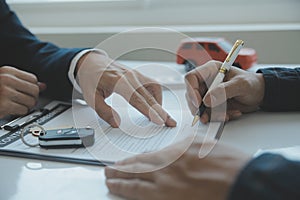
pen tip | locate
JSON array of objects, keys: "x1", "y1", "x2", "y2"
[{"x1": 191, "y1": 115, "x2": 200, "y2": 127}]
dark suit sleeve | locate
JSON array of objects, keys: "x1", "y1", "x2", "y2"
[
  {"x1": 257, "y1": 68, "x2": 300, "y2": 111},
  {"x1": 0, "y1": 0, "x2": 86, "y2": 100},
  {"x1": 228, "y1": 154, "x2": 300, "y2": 200}
]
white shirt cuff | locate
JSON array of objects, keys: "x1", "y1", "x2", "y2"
[{"x1": 68, "y1": 49, "x2": 108, "y2": 93}]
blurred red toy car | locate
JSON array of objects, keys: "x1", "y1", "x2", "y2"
[{"x1": 176, "y1": 37, "x2": 257, "y2": 72}]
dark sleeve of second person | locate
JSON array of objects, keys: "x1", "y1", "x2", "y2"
[
  {"x1": 257, "y1": 67, "x2": 300, "y2": 111},
  {"x1": 0, "y1": 0, "x2": 86, "y2": 100},
  {"x1": 228, "y1": 154, "x2": 300, "y2": 200}
]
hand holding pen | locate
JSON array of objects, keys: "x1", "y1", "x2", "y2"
[
  {"x1": 185, "y1": 40, "x2": 265, "y2": 125},
  {"x1": 191, "y1": 40, "x2": 244, "y2": 126}
]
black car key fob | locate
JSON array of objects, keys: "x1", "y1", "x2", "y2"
[{"x1": 39, "y1": 127, "x2": 95, "y2": 148}]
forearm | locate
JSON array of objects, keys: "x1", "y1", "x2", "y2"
[
  {"x1": 228, "y1": 154, "x2": 300, "y2": 200},
  {"x1": 258, "y1": 68, "x2": 300, "y2": 111}
]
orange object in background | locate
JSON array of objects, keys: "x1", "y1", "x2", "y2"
[{"x1": 176, "y1": 37, "x2": 257, "y2": 72}]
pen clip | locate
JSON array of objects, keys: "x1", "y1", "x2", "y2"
[{"x1": 225, "y1": 40, "x2": 244, "y2": 62}]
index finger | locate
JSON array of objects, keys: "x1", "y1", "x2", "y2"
[
  {"x1": 185, "y1": 61, "x2": 221, "y2": 108},
  {"x1": 126, "y1": 71, "x2": 176, "y2": 127},
  {"x1": 185, "y1": 72, "x2": 202, "y2": 109},
  {"x1": 4, "y1": 66, "x2": 38, "y2": 84},
  {"x1": 115, "y1": 78, "x2": 165, "y2": 126}
]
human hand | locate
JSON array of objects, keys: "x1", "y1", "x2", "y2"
[
  {"x1": 105, "y1": 136, "x2": 250, "y2": 200},
  {"x1": 76, "y1": 52, "x2": 177, "y2": 128},
  {"x1": 0, "y1": 66, "x2": 46, "y2": 118},
  {"x1": 185, "y1": 60, "x2": 265, "y2": 123}
]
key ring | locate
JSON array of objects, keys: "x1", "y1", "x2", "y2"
[{"x1": 20, "y1": 123, "x2": 46, "y2": 147}]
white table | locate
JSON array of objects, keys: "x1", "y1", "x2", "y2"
[{"x1": 1, "y1": 61, "x2": 299, "y2": 200}]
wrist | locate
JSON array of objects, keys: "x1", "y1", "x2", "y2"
[
  {"x1": 75, "y1": 51, "x2": 110, "y2": 89},
  {"x1": 75, "y1": 51, "x2": 92, "y2": 78},
  {"x1": 73, "y1": 49, "x2": 109, "y2": 85}
]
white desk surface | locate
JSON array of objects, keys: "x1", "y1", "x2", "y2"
[{"x1": 1, "y1": 61, "x2": 300, "y2": 200}]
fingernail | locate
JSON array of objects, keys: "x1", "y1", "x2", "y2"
[
  {"x1": 204, "y1": 94, "x2": 216, "y2": 106},
  {"x1": 156, "y1": 117, "x2": 165, "y2": 125},
  {"x1": 226, "y1": 115, "x2": 230, "y2": 121},
  {"x1": 38, "y1": 82, "x2": 47, "y2": 92},
  {"x1": 149, "y1": 109, "x2": 164, "y2": 125},
  {"x1": 166, "y1": 116, "x2": 177, "y2": 127},
  {"x1": 200, "y1": 117, "x2": 208, "y2": 124},
  {"x1": 192, "y1": 98, "x2": 199, "y2": 107},
  {"x1": 106, "y1": 179, "x2": 114, "y2": 188},
  {"x1": 114, "y1": 160, "x2": 124, "y2": 165},
  {"x1": 107, "y1": 179, "x2": 118, "y2": 185},
  {"x1": 109, "y1": 118, "x2": 119, "y2": 128},
  {"x1": 200, "y1": 113, "x2": 209, "y2": 124},
  {"x1": 232, "y1": 110, "x2": 242, "y2": 118},
  {"x1": 109, "y1": 115, "x2": 120, "y2": 128}
]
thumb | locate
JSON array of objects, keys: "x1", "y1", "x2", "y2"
[
  {"x1": 203, "y1": 79, "x2": 240, "y2": 107},
  {"x1": 37, "y1": 82, "x2": 47, "y2": 92},
  {"x1": 94, "y1": 94, "x2": 121, "y2": 128}
]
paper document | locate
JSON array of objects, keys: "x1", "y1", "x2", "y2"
[{"x1": 0, "y1": 92, "x2": 222, "y2": 165}]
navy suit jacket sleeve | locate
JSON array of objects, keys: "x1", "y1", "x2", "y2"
[
  {"x1": 257, "y1": 67, "x2": 300, "y2": 111},
  {"x1": 0, "y1": 0, "x2": 85, "y2": 100},
  {"x1": 229, "y1": 67, "x2": 300, "y2": 199},
  {"x1": 228, "y1": 154, "x2": 300, "y2": 200}
]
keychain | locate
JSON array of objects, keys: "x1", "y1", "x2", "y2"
[{"x1": 20, "y1": 123, "x2": 95, "y2": 148}]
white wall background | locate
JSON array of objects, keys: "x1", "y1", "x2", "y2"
[{"x1": 7, "y1": 0, "x2": 300, "y2": 64}]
